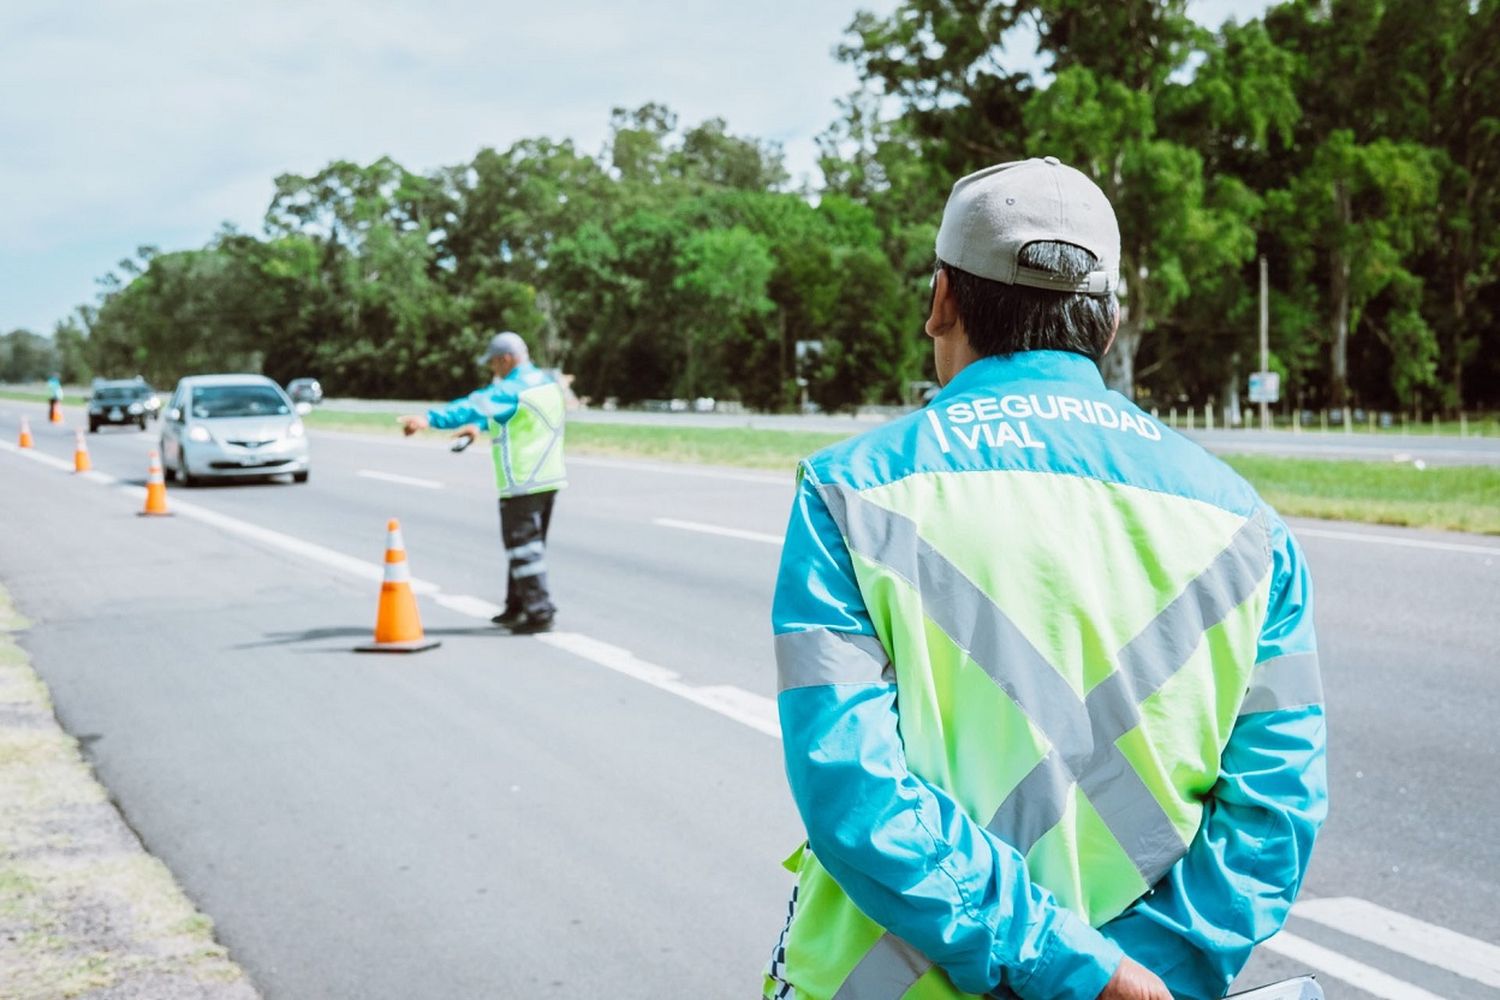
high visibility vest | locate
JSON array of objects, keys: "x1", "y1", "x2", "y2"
[
  {"x1": 771, "y1": 469, "x2": 1274, "y2": 999},
  {"x1": 491, "y1": 377, "x2": 567, "y2": 498}
]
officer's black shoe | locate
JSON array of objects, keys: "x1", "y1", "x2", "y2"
[
  {"x1": 507, "y1": 614, "x2": 555, "y2": 635},
  {"x1": 491, "y1": 609, "x2": 526, "y2": 629}
]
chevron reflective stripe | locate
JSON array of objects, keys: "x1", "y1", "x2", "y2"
[
  {"x1": 776, "y1": 628, "x2": 892, "y2": 691},
  {"x1": 832, "y1": 933, "x2": 931, "y2": 1000},
  {"x1": 820, "y1": 483, "x2": 1270, "y2": 887},
  {"x1": 1239, "y1": 652, "x2": 1322, "y2": 716},
  {"x1": 991, "y1": 515, "x2": 1271, "y2": 883}
]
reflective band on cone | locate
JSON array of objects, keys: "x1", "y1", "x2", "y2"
[
  {"x1": 72, "y1": 432, "x2": 91, "y2": 473},
  {"x1": 17, "y1": 418, "x2": 32, "y2": 449},
  {"x1": 140, "y1": 450, "x2": 172, "y2": 516},
  {"x1": 355, "y1": 518, "x2": 440, "y2": 653}
]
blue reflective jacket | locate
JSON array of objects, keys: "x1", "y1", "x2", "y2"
[
  {"x1": 772, "y1": 351, "x2": 1328, "y2": 1000},
  {"x1": 426, "y1": 362, "x2": 547, "y2": 430}
]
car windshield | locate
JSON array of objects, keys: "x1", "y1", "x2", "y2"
[
  {"x1": 95, "y1": 387, "x2": 146, "y2": 402},
  {"x1": 190, "y1": 385, "x2": 289, "y2": 419}
]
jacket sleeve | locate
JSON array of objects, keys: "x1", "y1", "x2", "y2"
[
  {"x1": 426, "y1": 384, "x2": 519, "y2": 431},
  {"x1": 774, "y1": 466, "x2": 1123, "y2": 1000},
  {"x1": 1099, "y1": 513, "x2": 1328, "y2": 1000}
]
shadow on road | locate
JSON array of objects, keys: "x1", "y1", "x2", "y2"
[{"x1": 235, "y1": 625, "x2": 503, "y2": 650}]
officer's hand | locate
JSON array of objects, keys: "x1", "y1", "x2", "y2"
[
  {"x1": 397, "y1": 415, "x2": 428, "y2": 436},
  {"x1": 1097, "y1": 957, "x2": 1172, "y2": 1000}
]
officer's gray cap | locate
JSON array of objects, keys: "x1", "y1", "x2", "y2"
[
  {"x1": 935, "y1": 156, "x2": 1120, "y2": 296},
  {"x1": 478, "y1": 331, "x2": 529, "y2": 364}
]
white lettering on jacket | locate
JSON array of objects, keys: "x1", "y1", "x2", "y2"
[{"x1": 927, "y1": 393, "x2": 1162, "y2": 452}]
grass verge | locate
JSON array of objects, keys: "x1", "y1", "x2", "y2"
[
  {"x1": 0, "y1": 586, "x2": 258, "y2": 1000},
  {"x1": 1220, "y1": 455, "x2": 1500, "y2": 535},
  {"x1": 308, "y1": 406, "x2": 1500, "y2": 534}
]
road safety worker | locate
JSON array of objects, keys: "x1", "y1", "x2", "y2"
[
  {"x1": 47, "y1": 373, "x2": 63, "y2": 423},
  {"x1": 399, "y1": 332, "x2": 566, "y2": 634},
  {"x1": 765, "y1": 159, "x2": 1327, "y2": 1000}
]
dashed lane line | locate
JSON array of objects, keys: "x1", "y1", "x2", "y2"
[
  {"x1": 356, "y1": 469, "x2": 444, "y2": 490},
  {"x1": 653, "y1": 517, "x2": 782, "y2": 546},
  {"x1": 1293, "y1": 525, "x2": 1500, "y2": 557},
  {"x1": 1293, "y1": 897, "x2": 1500, "y2": 990},
  {"x1": 1261, "y1": 931, "x2": 1445, "y2": 1000}
]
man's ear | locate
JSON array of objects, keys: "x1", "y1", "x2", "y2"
[{"x1": 925, "y1": 268, "x2": 960, "y2": 341}]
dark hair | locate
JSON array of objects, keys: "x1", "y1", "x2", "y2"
[{"x1": 939, "y1": 242, "x2": 1119, "y2": 360}]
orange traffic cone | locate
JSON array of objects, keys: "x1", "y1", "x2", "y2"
[
  {"x1": 17, "y1": 417, "x2": 33, "y2": 449},
  {"x1": 72, "y1": 431, "x2": 91, "y2": 473},
  {"x1": 355, "y1": 519, "x2": 440, "y2": 653},
  {"x1": 140, "y1": 450, "x2": 171, "y2": 516},
  {"x1": 49, "y1": 399, "x2": 63, "y2": 424}
]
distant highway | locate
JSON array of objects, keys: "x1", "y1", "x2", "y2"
[
  {"x1": 319, "y1": 395, "x2": 1500, "y2": 467},
  {"x1": 1, "y1": 398, "x2": 1497, "y2": 999}
]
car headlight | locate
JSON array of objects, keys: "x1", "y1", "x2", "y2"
[
  {"x1": 288, "y1": 420, "x2": 305, "y2": 438},
  {"x1": 128, "y1": 403, "x2": 144, "y2": 414},
  {"x1": 187, "y1": 425, "x2": 212, "y2": 443}
]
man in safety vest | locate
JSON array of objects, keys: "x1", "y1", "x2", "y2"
[
  {"x1": 400, "y1": 332, "x2": 567, "y2": 634},
  {"x1": 765, "y1": 159, "x2": 1327, "y2": 1000}
]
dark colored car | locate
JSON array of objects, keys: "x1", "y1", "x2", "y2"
[
  {"x1": 286, "y1": 378, "x2": 324, "y2": 405},
  {"x1": 88, "y1": 380, "x2": 155, "y2": 432}
]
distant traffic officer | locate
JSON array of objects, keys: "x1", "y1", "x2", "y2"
[
  {"x1": 764, "y1": 159, "x2": 1327, "y2": 1000},
  {"x1": 400, "y1": 332, "x2": 567, "y2": 634}
]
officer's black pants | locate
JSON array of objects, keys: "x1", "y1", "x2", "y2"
[{"x1": 499, "y1": 490, "x2": 557, "y2": 619}]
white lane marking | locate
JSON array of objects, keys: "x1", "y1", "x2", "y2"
[
  {"x1": 4, "y1": 437, "x2": 778, "y2": 740},
  {"x1": 356, "y1": 469, "x2": 444, "y2": 490},
  {"x1": 536, "y1": 632, "x2": 780, "y2": 738},
  {"x1": 433, "y1": 593, "x2": 503, "y2": 619},
  {"x1": 654, "y1": 517, "x2": 781, "y2": 546},
  {"x1": 570, "y1": 455, "x2": 787, "y2": 486},
  {"x1": 1261, "y1": 931, "x2": 1444, "y2": 1000},
  {"x1": 0, "y1": 440, "x2": 77, "y2": 471},
  {"x1": 1294, "y1": 525, "x2": 1500, "y2": 557},
  {"x1": 1294, "y1": 897, "x2": 1500, "y2": 988}
]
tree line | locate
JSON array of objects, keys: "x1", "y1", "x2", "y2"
[{"x1": 7, "y1": 0, "x2": 1498, "y2": 415}]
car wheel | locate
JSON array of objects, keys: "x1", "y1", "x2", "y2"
[
  {"x1": 178, "y1": 454, "x2": 196, "y2": 488},
  {"x1": 293, "y1": 470, "x2": 309, "y2": 484},
  {"x1": 138, "y1": 417, "x2": 147, "y2": 430},
  {"x1": 88, "y1": 420, "x2": 98, "y2": 433}
]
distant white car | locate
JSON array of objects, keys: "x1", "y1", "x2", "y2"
[{"x1": 160, "y1": 374, "x2": 310, "y2": 486}]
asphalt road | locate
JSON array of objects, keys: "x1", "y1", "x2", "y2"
[{"x1": 1, "y1": 400, "x2": 1497, "y2": 1000}]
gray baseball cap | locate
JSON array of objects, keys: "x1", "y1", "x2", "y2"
[
  {"x1": 935, "y1": 156, "x2": 1120, "y2": 296},
  {"x1": 477, "y1": 331, "x2": 529, "y2": 364}
]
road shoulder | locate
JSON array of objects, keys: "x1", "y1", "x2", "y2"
[{"x1": 0, "y1": 585, "x2": 259, "y2": 1000}]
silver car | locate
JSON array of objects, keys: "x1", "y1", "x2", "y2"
[{"x1": 160, "y1": 374, "x2": 311, "y2": 485}]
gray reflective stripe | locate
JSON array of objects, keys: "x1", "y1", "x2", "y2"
[
  {"x1": 1239, "y1": 652, "x2": 1322, "y2": 716},
  {"x1": 821, "y1": 483, "x2": 1271, "y2": 885},
  {"x1": 507, "y1": 541, "x2": 545, "y2": 560},
  {"x1": 832, "y1": 933, "x2": 931, "y2": 1000},
  {"x1": 776, "y1": 629, "x2": 891, "y2": 691},
  {"x1": 987, "y1": 749, "x2": 1072, "y2": 851},
  {"x1": 821, "y1": 484, "x2": 1090, "y2": 767},
  {"x1": 511, "y1": 562, "x2": 547, "y2": 579},
  {"x1": 1110, "y1": 515, "x2": 1272, "y2": 705}
]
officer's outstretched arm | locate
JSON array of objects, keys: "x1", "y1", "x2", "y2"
[
  {"x1": 774, "y1": 471, "x2": 1123, "y2": 1000},
  {"x1": 1099, "y1": 515, "x2": 1328, "y2": 1000},
  {"x1": 424, "y1": 384, "x2": 519, "y2": 431}
]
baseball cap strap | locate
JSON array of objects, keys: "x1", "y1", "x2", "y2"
[{"x1": 1013, "y1": 266, "x2": 1115, "y2": 296}]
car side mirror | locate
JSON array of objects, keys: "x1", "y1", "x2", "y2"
[
  {"x1": 167, "y1": 407, "x2": 182, "y2": 422},
  {"x1": 295, "y1": 401, "x2": 312, "y2": 416}
]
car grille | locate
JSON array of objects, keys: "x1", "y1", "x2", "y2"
[
  {"x1": 227, "y1": 439, "x2": 276, "y2": 448},
  {"x1": 209, "y1": 459, "x2": 292, "y2": 470}
]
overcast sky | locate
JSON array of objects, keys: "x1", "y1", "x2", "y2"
[{"x1": 1, "y1": 0, "x2": 1262, "y2": 336}]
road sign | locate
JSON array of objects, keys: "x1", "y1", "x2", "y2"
[{"x1": 1249, "y1": 371, "x2": 1281, "y2": 404}]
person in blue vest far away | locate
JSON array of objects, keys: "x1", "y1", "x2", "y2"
[
  {"x1": 764, "y1": 158, "x2": 1327, "y2": 1000},
  {"x1": 399, "y1": 332, "x2": 567, "y2": 634}
]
